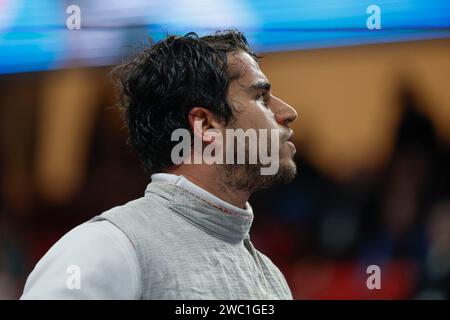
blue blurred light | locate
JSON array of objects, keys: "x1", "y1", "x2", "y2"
[{"x1": 0, "y1": 0, "x2": 449, "y2": 74}]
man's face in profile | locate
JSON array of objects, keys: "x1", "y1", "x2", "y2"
[{"x1": 216, "y1": 51, "x2": 298, "y2": 192}]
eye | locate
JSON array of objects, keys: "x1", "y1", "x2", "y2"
[{"x1": 257, "y1": 92, "x2": 269, "y2": 108}]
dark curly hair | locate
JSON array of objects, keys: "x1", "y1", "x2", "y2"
[{"x1": 112, "y1": 29, "x2": 258, "y2": 175}]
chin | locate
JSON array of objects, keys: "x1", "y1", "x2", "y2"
[
  {"x1": 278, "y1": 158, "x2": 297, "y2": 183},
  {"x1": 220, "y1": 154, "x2": 298, "y2": 192}
]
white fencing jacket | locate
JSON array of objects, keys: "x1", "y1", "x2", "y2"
[{"x1": 21, "y1": 173, "x2": 292, "y2": 299}]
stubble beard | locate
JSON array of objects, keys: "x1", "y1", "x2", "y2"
[{"x1": 216, "y1": 146, "x2": 297, "y2": 193}]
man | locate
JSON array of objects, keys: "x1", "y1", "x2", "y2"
[{"x1": 21, "y1": 29, "x2": 298, "y2": 299}]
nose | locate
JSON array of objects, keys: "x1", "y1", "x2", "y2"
[{"x1": 271, "y1": 96, "x2": 298, "y2": 126}]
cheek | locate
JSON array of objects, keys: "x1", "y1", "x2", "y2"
[
  {"x1": 241, "y1": 104, "x2": 277, "y2": 130},
  {"x1": 259, "y1": 109, "x2": 278, "y2": 130},
  {"x1": 230, "y1": 91, "x2": 277, "y2": 130}
]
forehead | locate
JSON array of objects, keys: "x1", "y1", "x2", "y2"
[{"x1": 227, "y1": 51, "x2": 268, "y2": 87}]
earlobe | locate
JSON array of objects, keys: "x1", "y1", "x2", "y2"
[{"x1": 203, "y1": 128, "x2": 221, "y2": 143}]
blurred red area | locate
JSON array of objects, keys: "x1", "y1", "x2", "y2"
[{"x1": 288, "y1": 261, "x2": 417, "y2": 299}]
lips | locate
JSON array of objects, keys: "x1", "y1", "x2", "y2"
[
  {"x1": 283, "y1": 130, "x2": 296, "y2": 153},
  {"x1": 285, "y1": 131, "x2": 293, "y2": 143}
]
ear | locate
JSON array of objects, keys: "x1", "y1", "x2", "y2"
[{"x1": 188, "y1": 107, "x2": 223, "y2": 143}]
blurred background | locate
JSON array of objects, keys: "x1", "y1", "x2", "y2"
[{"x1": 1, "y1": 0, "x2": 450, "y2": 299}]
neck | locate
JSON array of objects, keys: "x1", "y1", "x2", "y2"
[{"x1": 165, "y1": 165, "x2": 251, "y2": 209}]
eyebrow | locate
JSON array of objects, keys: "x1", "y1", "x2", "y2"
[{"x1": 247, "y1": 81, "x2": 272, "y2": 93}]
